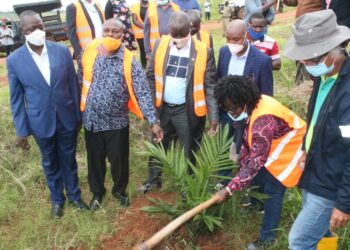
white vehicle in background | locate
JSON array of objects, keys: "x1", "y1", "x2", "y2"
[{"x1": 219, "y1": 0, "x2": 245, "y2": 18}]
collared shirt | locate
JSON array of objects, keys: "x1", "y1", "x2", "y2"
[
  {"x1": 305, "y1": 74, "x2": 338, "y2": 152},
  {"x1": 251, "y1": 34, "x2": 280, "y2": 61},
  {"x1": 26, "y1": 42, "x2": 51, "y2": 86},
  {"x1": 79, "y1": 46, "x2": 157, "y2": 132},
  {"x1": 227, "y1": 115, "x2": 292, "y2": 191},
  {"x1": 144, "y1": 4, "x2": 177, "y2": 54},
  {"x1": 81, "y1": 0, "x2": 103, "y2": 39},
  {"x1": 0, "y1": 27, "x2": 14, "y2": 45},
  {"x1": 228, "y1": 43, "x2": 250, "y2": 76},
  {"x1": 163, "y1": 38, "x2": 191, "y2": 105},
  {"x1": 172, "y1": 0, "x2": 201, "y2": 10}
]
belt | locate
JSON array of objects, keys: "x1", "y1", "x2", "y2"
[{"x1": 163, "y1": 102, "x2": 185, "y2": 108}]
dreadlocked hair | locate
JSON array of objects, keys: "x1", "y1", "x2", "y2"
[{"x1": 215, "y1": 75, "x2": 261, "y2": 110}]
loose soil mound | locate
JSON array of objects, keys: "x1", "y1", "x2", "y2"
[
  {"x1": 102, "y1": 192, "x2": 231, "y2": 250},
  {"x1": 102, "y1": 192, "x2": 176, "y2": 250}
]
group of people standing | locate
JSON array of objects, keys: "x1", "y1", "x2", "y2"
[{"x1": 5, "y1": 0, "x2": 350, "y2": 250}]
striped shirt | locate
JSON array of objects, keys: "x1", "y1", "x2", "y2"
[{"x1": 0, "y1": 27, "x2": 14, "y2": 46}]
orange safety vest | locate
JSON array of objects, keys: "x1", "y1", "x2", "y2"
[
  {"x1": 131, "y1": 3, "x2": 147, "y2": 39},
  {"x1": 80, "y1": 39, "x2": 144, "y2": 119},
  {"x1": 154, "y1": 35, "x2": 207, "y2": 116},
  {"x1": 74, "y1": 0, "x2": 105, "y2": 49},
  {"x1": 247, "y1": 95, "x2": 306, "y2": 187},
  {"x1": 148, "y1": 3, "x2": 180, "y2": 50},
  {"x1": 193, "y1": 30, "x2": 211, "y2": 48}
]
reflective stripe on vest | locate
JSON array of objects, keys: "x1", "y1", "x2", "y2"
[
  {"x1": 193, "y1": 30, "x2": 211, "y2": 48},
  {"x1": 154, "y1": 35, "x2": 207, "y2": 116},
  {"x1": 248, "y1": 95, "x2": 306, "y2": 187},
  {"x1": 131, "y1": 3, "x2": 144, "y2": 39},
  {"x1": 148, "y1": 3, "x2": 179, "y2": 50},
  {"x1": 74, "y1": 1, "x2": 105, "y2": 49},
  {"x1": 80, "y1": 39, "x2": 143, "y2": 119}
]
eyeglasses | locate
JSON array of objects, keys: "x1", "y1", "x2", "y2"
[
  {"x1": 221, "y1": 104, "x2": 244, "y2": 115},
  {"x1": 301, "y1": 54, "x2": 327, "y2": 66}
]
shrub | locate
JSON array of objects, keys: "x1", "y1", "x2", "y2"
[{"x1": 139, "y1": 126, "x2": 238, "y2": 239}]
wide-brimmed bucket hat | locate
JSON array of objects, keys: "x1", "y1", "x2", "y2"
[{"x1": 284, "y1": 9, "x2": 350, "y2": 61}]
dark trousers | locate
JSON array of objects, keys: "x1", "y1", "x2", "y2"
[
  {"x1": 34, "y1": 117, "x2": 81, "y2": 205},
  {"x1": 147, "y1": 104, "x2": 196, "y2": 185},
  {"x1": 251, "y1": 167, "x2": 286, "y2": 241},
  {"x1": 4, "y1": 45, "x2": 13, "y2": 56},
  {"x1": 218, "y1": 109, "x2": 234, "y2": 183},
  {"x1": 84, "y1": 127, "x2": 129, "y2": 197},
  {"x1": 205, "y1": 11, "x2": 210, "y2": 20},
  {"x1": 137, "y1": 38, "x2": 147, "y2": 69}
]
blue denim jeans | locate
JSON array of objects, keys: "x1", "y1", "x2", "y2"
[
  {"x1": 251, "y1": 167, "x2": 286, "y2": 241},
  {"x1": 288, "y1": 190, "x2": 334, "y2": 250}
]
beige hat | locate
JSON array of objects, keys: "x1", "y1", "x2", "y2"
[{"x1": 284, "y1": 9, "x2": 350, "y2": 61}]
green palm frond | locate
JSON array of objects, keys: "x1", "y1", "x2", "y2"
[{"x1": 140, "y1": 126, "x2": 238, "y2": 236}]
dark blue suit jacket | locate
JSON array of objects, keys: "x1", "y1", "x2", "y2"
[
  {"x1": 217, "y1": 44, "x2": 273, "y2": 96},
  {"x1": 7, "y1": 41, "x2": 80, "y2": 138}
]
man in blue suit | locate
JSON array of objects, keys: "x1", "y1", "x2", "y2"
[
  {"x1": 216, "y1": 19, "x2": 273, "y2": 186},
  {"x1": 7, "y1": 10, "x2": 88, "y2": 219},
  {"x1": 217, "y1": 20, "x2": 273, "y2": 95}
]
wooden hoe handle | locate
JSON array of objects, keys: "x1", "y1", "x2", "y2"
[{"x1": 133, "y1": 194, "x2": 221, "y2": 250}]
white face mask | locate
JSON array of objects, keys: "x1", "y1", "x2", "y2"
[
  {"x1": 157, "y1": 0, "x2": 168, "y2": 5},
  {"x1": 171, "y1": 33, "x2": 190, "y2": 49},
  {"x1": 227, "y1": 43, "x2": 244, "y2": 55},
  {"x1": 227, "y1": 111, "x2": 248, "y2": 122},
  {"x1": 25, "y1": 29, "x2": 46, "y2": 46}
]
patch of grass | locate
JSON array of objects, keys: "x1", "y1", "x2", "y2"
[
  {"x1": 0, "y1": 63, "x2": 7, "y2": 77},
  {"x1": 0, "y1": 84, "x2": 150, "y2": 249}
]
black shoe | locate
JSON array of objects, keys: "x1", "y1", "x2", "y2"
[
  {"x1": 51, "y1": 204, "x2": 64, "y2": 219},
  {"x1": 69, "y1": 199, "x2": 89, "y2": 211},
  {"x1": 137, "y1": 182, "x2": 162, "y2": 193},
  {"x1": 246, "y1": 239, "x2": 277, "y2": 250},
  {"x1": 89, "y1": 196, "x2": 103, "y2": 211},
  {"x1": 113, "y1": 192, "x2": 130, "y2": 207},
  {"x1": 241, "y1": 193, "x2": 252, "y2": 207}
]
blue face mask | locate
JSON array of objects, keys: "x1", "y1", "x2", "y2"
[
  {"x1": 248, "y1": 27, "x2": 264, "y2": 41},
  {"x1": 305, "y1": 57, "x2": 335, "y2": 77},
  {"x1": 227, "y1": 111, "x2": 248, "y2": 122}
]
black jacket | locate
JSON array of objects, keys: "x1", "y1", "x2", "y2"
[
  {"x1": 66, "y1": 1, "x2": 104, "y2": 58},
  {"x1": 324, "y1": 0, "x2": 350, "y2": 28},
  {"x1": 299, "y1": 56, "x2": 350, "y2": 213}
]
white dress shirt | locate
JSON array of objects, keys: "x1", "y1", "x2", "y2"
[
  {"x1": 228, "y1": 43, "x2": 250, "y2": 76},
  {"x1": 82, "y1": 0, "x2": 103, "y2": 39},
  {"x1": 26, "y1": 42, "x2": 51, "y2": 86},
  {"x1": 163, "y1": 38, "x2": 191, "y2": 104}
]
